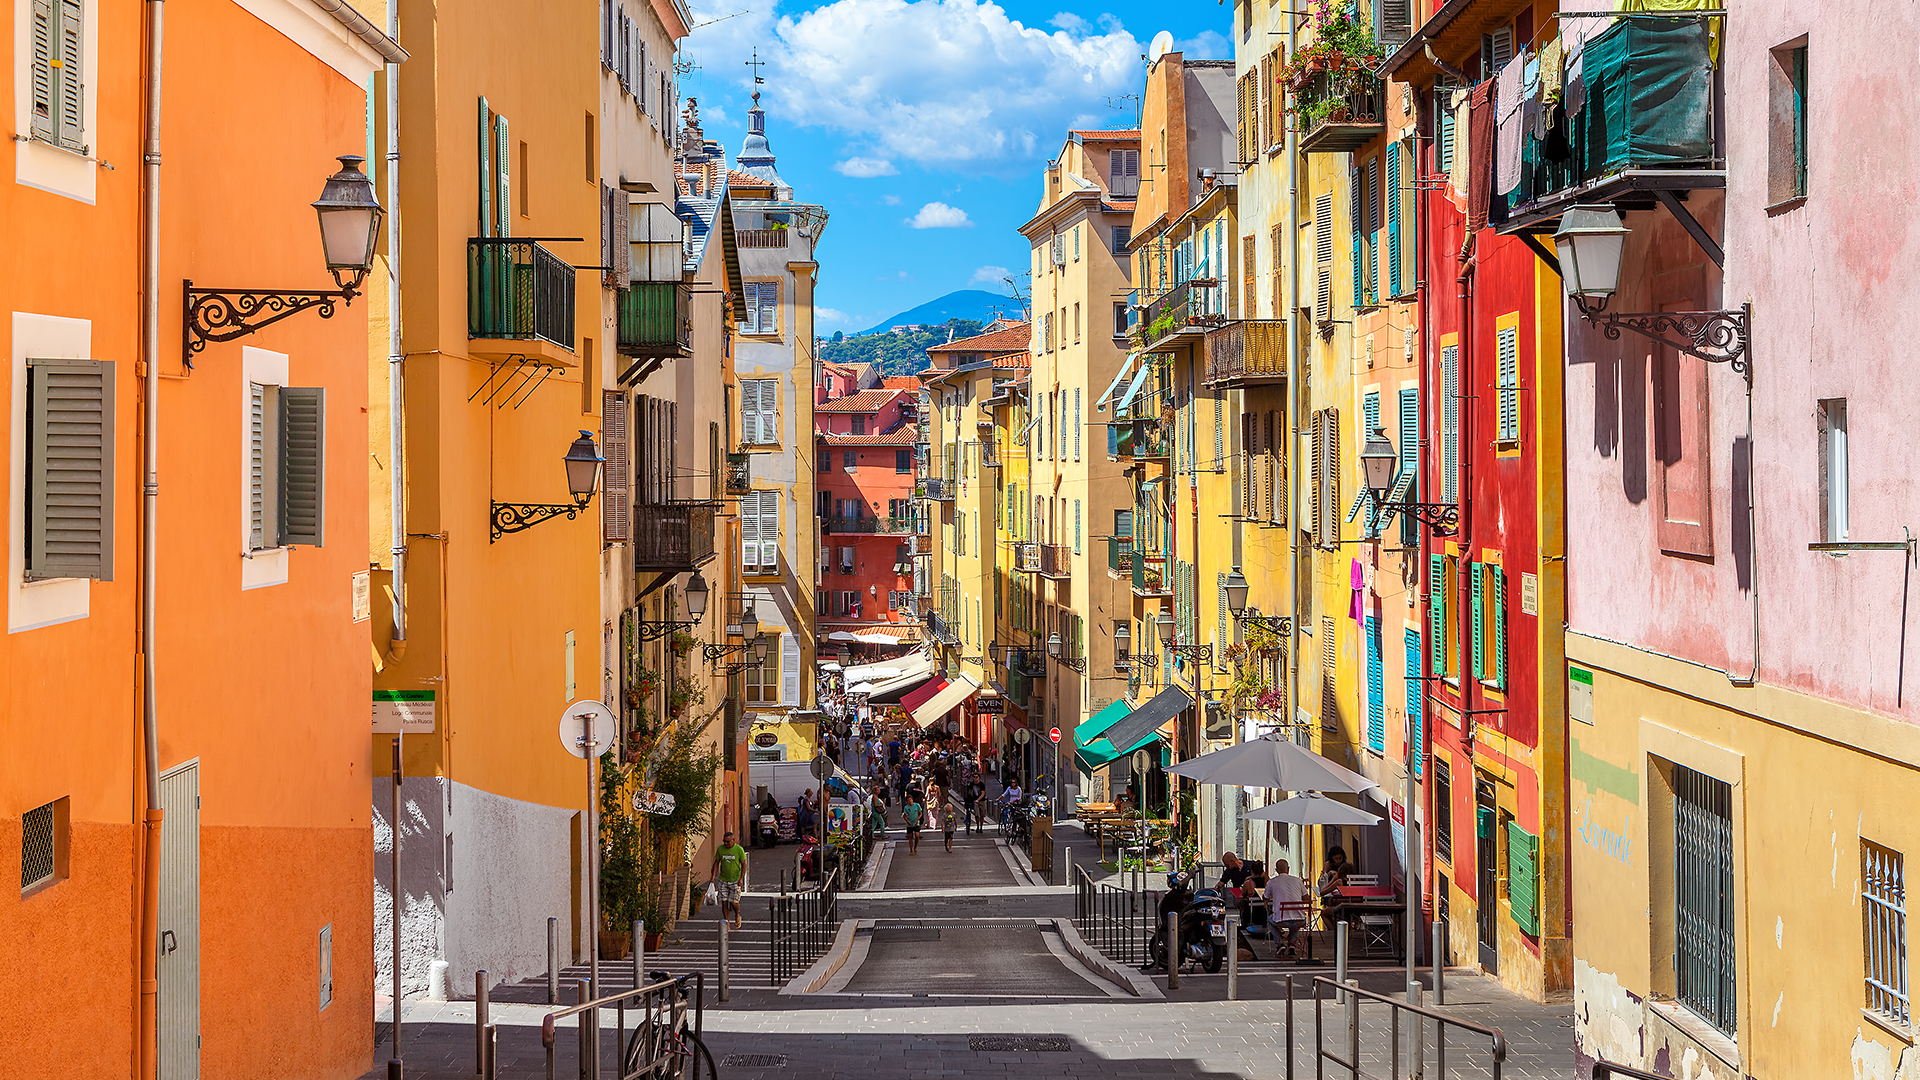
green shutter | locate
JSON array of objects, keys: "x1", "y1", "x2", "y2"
[
  {"x1": 1507, "y1": 820, "x2": 1539, "y2": 936},
  {"x1": 495, "y1": 114, "x2": 512, "y2": 236},
  {"x1": 1471, "y1": 562, "x2": 1484, "y2": 680},
  {"x1": 279, "y1": 387, "x2": 327, "y2": 547},
  {"x1": 1429, "y1": 553, "x2": 1445, "y2": 675},
  {"x1": 1476, "y1": 804, "x2": 1493, "y2": 839},
  {"x1": 478, "y1": 98, "x2": 493, "y2": 236},
  {"x1": 26, "y1": 358, "x2": 114, "y2": 581},
  {"x1": 1494, "y1": 565, "x2": 1508, "y2": 690}
]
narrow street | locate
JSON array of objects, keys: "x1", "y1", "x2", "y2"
[{"x1": 366, "y1": 822, "x2": 1574, "y2": 1080}]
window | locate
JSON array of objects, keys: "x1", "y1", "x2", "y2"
[
  {"x1": 1470, "y1": 562, "x2": 1507, "y2": 688},
  {"x1": 246, "y1": 381, "x2": 327, "y2": 551},
  {"x1": 1508, "y1": 820, "x2": 1540, "y2": 935},
  {"x1": 28, "y1": 0, "x2": 85, "y2": 152},
  {"x1": 748, "y1": 633, "x2": 781, "y2": 702},
  {"x1": 741, "y1": 491, "x2": 779, "y2": 574},
  {"x1": 19, "y1": 796, "x2": 67, "y2": 896},
  {"x1": 1314, "y1": 193, "x2": 1334, "y2": 324},
  {"x1": 1653, "y1": 316, "x2": 1712, "y2": 556},
  {"x1": 1864, "y1": 841, "x2": 1909, "y2": 1029},
  {"x1": 1672, "y1": 764, "x2": 1737, "y2": 1035},
  {"x1": 741, "y1": 280, "x2": 779, "y2": 335},
  {"x1": 840, "y1": 590, "x2": 860, "y2": 618},
  {"x1": 895, "y1": 449, "x2": 911, "y2": 473},
  {"x1": 1365, "y1": 615, "x2": 1384, "y2": 753},
  {"x1": 1819, "y1": 398, "x2": 1848, "y2": 542},
  {"x1": 1073, "y1": 303, "x2": 1081, "y2": 343},
  {"x1": 740, "y1": 379, "x2": 778, "y2": 444},
  {"x1": 1112, "y1": 302, "x2": 1128, "y2": 337},
  {"x1": 1433, "y1": 758, "x2": 1453, "y2": 863},
  {"x1": 1441, "y1": 341, "x2": 1460, "y2": 503},
  {"x1": 842, "y1": 449, "x2": 857, "y2": 472},
  {"x1": 517, "y1": 140, "x2": 530, "y2": 217},
  {"x1": 1073, "y1": 499, "x2": 1081, "y2": 553},
  {"x1": 818, "y1": 447, "x2": 832, "y2": 473},
  {"x1": 1404, "y1": 628, "x2": 1423, "y2": 778},
  {"x1": 1769, "y1": 42, "x2": 1809, "y2": 205},
  {"x1": 1397, "y1": 387, "x2": 1420, "y2": 546},
  {"x1": 1073, "y1": 389, "x2": 1082, "y2": 460},
  {"x1": 24, "y1": 358, "x2": 114, "y2": 581},
  {"x1": 1112, "y1": 226, "x2": 1131, "y2": 255},
  {"x1": 1435, "y1": 83, "x2": 1457, "y2": 175},
  {"x1": 1481, "y1": 26, "x2": 1513, "y2": 77},
  {"x1": 839, "y1": 546, "x2": 854, "y2": 575},
  {"x1": 1108, "y1": 149, "x2": 1140, "y2": 198},
  {"x1": 1495, "y1": 318, "x2": 1520, "y2": 443},
  {"x1": 850, "y1": 415, "x2": 867, "y2": 436},
  {"x1": 1073, "y1": 225, "x2": 1081, "y2": 262}
]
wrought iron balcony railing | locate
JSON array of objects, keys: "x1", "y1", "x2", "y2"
[
  {"x1": 1132, "y1": 280, "x2": 1224, "y2": 350},
  {"x1": 910, "y1": 534, "x2": 934, "y2": 556},
  {"x1": 724, "y1": 453, "x2": 751, "y2": 496},
  {"x1": 919, "y1": 477, "x2": 955, "y2": 501},
  {"x1": 1119, "y1": 420, "x2": 1169, "y2": 460},
  {"x1": 632, "y1": 501, "x2": 718, "y2": 572},
  {"x1": 617, "y1": 282, "x2": 693, "y2": 358},
  {"x1": 1294, "y1": 66, "x2": 1386, "y2": 154},
  {"x1": 1131, "y1": 552, "x2": 1170, "y2": 597},
  {"x1": 1039, "y1": 543, "x2": 1072, "y2": 579},
  {"x1": 468, "y1": 238, "x2": 576, "y2": 350},
  {"x1": 1204, "y1": 320, "x2": 1288, "y2": 385},
  {"x1": 823, "y1": 516, "x2": 917, "y2": 535},
  {"x1": 735, "y1": 227, "x2": 790, "y2": 249},
  {"x1": 1013, "y1": 543, "x2": 1042, "y2": 573},
  {"x1": 1108, "y1": 537, "x2": 1133, "y2": 575}
]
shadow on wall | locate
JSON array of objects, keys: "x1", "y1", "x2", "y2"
[
  {"x1": 1591, "y1": 349, "x2": 1649, "y2": 506},
  {"x1": 1730, "y1": 435, "x2": 1752, "y2": 593}
]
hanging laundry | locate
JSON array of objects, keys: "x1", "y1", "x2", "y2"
[
  {"x1": 1496, "y1": 51, "x2": 1528, "y2": 196},
  {"x1": 1467, "y1": 80, "x2": 1495, "y2": 232},
  {"x1": 1540, "y1": 36, "x2": 1564, "y2": 104},
  {"x1": 1450, "y1": 89, "x2": 1472, "y2": 197}
]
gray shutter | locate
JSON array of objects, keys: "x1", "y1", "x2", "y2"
[
  {"x1": 613, "y1": 193, "x2": 631, "y2": 284},
  {"x1": 758, "y1": 282, "x2": 777, "y2": 336},
  {"x1": 249, "y1": 382, "x2": 268, "y2": 550},
  {"x1": 27, "y1": 358, "x2": 114, "y2": 581},
  {"x1": 478, "y1": 98, "x2": 493, "y2": 236},
  {"x1": 279, "y1": 387, "x2": 326, "y2": 547},
  {"x1": 495, "y1": 114, "x2": 511, "y2": 237},
  {"x1": 54, "y1": 0, "x2": 82, "y2": 150},
  {"x1": 602, "y1": 390, "x2": 629, "y2": 543},
  {"x1": 29, "y1": 0, "x2": 55, "y2": 142}
]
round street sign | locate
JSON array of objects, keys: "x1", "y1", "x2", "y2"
[
  {"x1": 811, "y1": 754, "x2": 834, "y2": 780},
  {"x1": 558, "y1": 700, "x2": 618, "y2": 758},
  {"x1": 946, "y1": 719, "x2": 961, "y2": 734},
  {"x1": 1048, "y1": 727, "x2": 1062, "y2": 745},
  {"x1": 1131, "y1": 749, "x2": 1150, "y2": 772},
  {"x1": 1013, "y1": 728, "x2": 1031, "y2": 745}
]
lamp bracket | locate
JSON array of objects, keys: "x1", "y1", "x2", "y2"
[
  {"x1": 633, "y1": 618, "x2": 700, "y2": 643},
  {"x1": 182, "y1": 272, "x2": 366, "y2": 367},
  {"x1": 703, "y1": 640, "x2": 760, "y2": 667},
  {"x1": 1054, "y1": 655, "x2": 1088, "y2": 672},
  {"x1": 1375, "y1": 500, "x2": 1462, "y2": 537},
  {"x1": 1235, "y1": 612, "x2": 1294, "y2": 636},
  {"x1": 1167, "y1": 643, "x2": 1214, "y2": 663},
  {"x1": 1575, "y1": 297, "x2": 1751, "y2": 381},
  {"x1": 490, "y1": 496, "x2": 591, "y2": 542}
]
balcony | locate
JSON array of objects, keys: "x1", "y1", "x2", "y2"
[
  {"x1": 1013, "y1": 543, "x2": 1042, "y2": 574},
  {"x1": 910, "y1": 533, "x2": 934, "y2": 556},
  {"x1": 631, "y1": 501, "x2": 718, "y2": 572},
  {"x1": 468, "y1": 238, "x2": 576, "y2": 363},
  {"x1": 929, "y1": 613, "x2": 960, "y2": 646},
  {"x1": 616, "y1": 282, "x2": 693, "y2": 359},
  {"x1": 1107, "y1": 537, "x2": 1133, "y2": 576},
  {"x1": 1009, "y1": 650, "x2": 1047, "y2": 680},
  {"x1": 1294, "y1": 65, "x2": 1385, "y2": 154},
  {"x1": 1499, "y1": 15, "x2": 1722, "y2": 234},
  {"x1": 735, "y1": 227, "x2": 790, "y2": 249},
  {"x1": 1204, "y1": 320, "x2": 1288, "y2": 386},
  {"x1": 1132, "y1": 280, "x2": 1224, "y2": 351},
  {"x1": 724, "y1": 453, "x2": 751, "y2": 496},
  {"x1": 1118, "y1": 419, "x2": 1169, "y2": 460},
  {"x1": 1039, "y1": 543, "x2": 1072, "y2": 579},
  {"x1": 980, "y1": 440, "x2": 1000, "y2": 468},
  {"x1": 823, "y1": 516, "x2": 917, "y2": 535},
  {"x1": 919, "y1": 477, "x2": 955, "y2": 502},
  {"x1": 1131, "y1": 553, "x2": 1170, "y2": 597}
]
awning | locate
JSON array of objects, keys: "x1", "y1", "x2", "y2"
[
  {"x1": 911, "y1": 673, "x2": 981, "y2": 728},
  {"x1": 1114, "y1": 358, "x2": 1156, "y2": 413},
  {"x1": 847, "y1": 651, "x2": 932, "y2": 685},
  {"x1": 1074, "y1": 697, "x2": 1132, "y2": 749},
  {"x1": 1099, "y1": 685, "x2": 1194, "y2": 760},
  {"x1": 868, "y1": 661, "x2": 937, "y2": 703},
  {"x1": 1078, "y1": 730, "x2": 1172, "y2": 773},
  {"x1": 899, "y1": 676, "x2": 949, "y2": 715},
  {"x1": 1095, "y1": 351, "x2": 1144, "y2": 410}
]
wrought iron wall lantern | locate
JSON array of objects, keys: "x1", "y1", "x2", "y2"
[
  {"x1": 706, "y1": 632, "x2": 772, "y2": 675},
  {"x1": 490, "y1": 431, "x2": 603, "y2": 541},
  {"x1": 1222, "y1": 567, "x2": 1294, "y2": 636},
  {"x1": 1154, "y1": 612, "x2": 1213, "y2": 665},
  {"x1": 1045, "y1": 632, "x2": 1088, "y2": 672},
  {"x1": 632, "y1": 573, "x2": 709, "y2": 641},
  {"x1": 184, "y1": 156, "x2": 384, "y2": 365},
  {"x1": 1358, "y1": 429, "x2": 1461, "y2": 537},
  {"x1": 1554, "y1": 204, "x2": 1751, "y2": 380}
]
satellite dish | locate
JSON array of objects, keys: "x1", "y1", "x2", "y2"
[{"x1": 1147, "y1": 31, "x2": 1174, "y2": 65}]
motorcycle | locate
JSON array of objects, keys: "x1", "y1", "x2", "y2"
[
  {"x1": 1146, "y1": 872, "x2": 1226, "y2": 974},
  {"x1": 757, "y1": 813, "x2": 779, "y2": 849}
]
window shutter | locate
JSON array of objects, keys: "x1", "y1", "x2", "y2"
[
  {"x1": 1385, "y1": 145, "x2": 1401, "y2": 298},
  {"x1": 758, "y1": 282, "x2": 777, "y2": 336},
  {"x1": 1482, "y1": 28, "x2": 1513, "y2": 75},
  {"x1": 1497, "y1": 325, "x2": 1519, "y2": 441},
  {"x1": 1074, "y1": 388, "x2": 1082, "y2": 460},
  {"x1": 477, "y1": 99, "x2": 493, "y2": 236},
  {"x1": 602, "y1": 391, "x2": 629, "y2": 543},
  {"x1": 1365, "y1": 157, "x2": 1380, "y2": 302},
  {"x1": 278, "y1": 387, "x2": 326, "y2": 547},
  {"x1": 1441, "y1": 344, "x2": 1460, "y2": 503},
  {"x1": 1436, "y1": 84, "x2": 1457, "y2": 174},
  {"x1": 26, "y1": 358, "x2": 114, "y2": 581},
  {"x1": 1269, "y1": 411, "x2": 1285, "y2": 525},
  {"x1": 53, "y1": 0, "x2": 82, "y2": 150},
  {"x1": 495, "y1": 114, "x2": 511, "y2": 237},
  {"x1": 1399, "y1": 386, "x2": 1420, "y2": 545},
  {"x1": 759, "y1": 379, "x2": 779, "y2": 444},
  {"x1": 1363, "y1": 393, "x2": 1381, "y2": 535},
  {"x1": 1366, "y1": 615, "x2": 1384, "y2": 753},
  {"x1": 1398, "y1": 141, "x2": 1418, "y2": 294},
  {"x1": 1507, "y1": 821, "x2": 1539, "y2": 935},
  {"x1": 30, "y1": 0, "x2": 55, "y2": 143},
  {"x1": 1471, "y1": 562, "x2": 1485, "y2": 680},
  {"x1": 613, "y1": 192, "x2": 631, "y2": 286},
  {"x1": 1260, "y1": 53, "x2": 1275, "y2": 149},
  {"x1": 1349, "y1": 162, "x2": 1364, "y2": 309},
  {"x1": 1405, "y1": 627, "x2": 1423, "y2": 777},
  {"x1": 1323, "y1": 408, "x2": 1340, "y2": 549},
  {"x1": 780, "y1": 634, "x2": 801, "y2": 705},
  {"x1": 1494, "y1": 565, "x2": 1509, "y2": 689},
  {"x1": 741, "y1": 491, "x2": 761, "y2": 569},
  {"x1": 1429, "y1": 554, "x2": 1445, "y2": 675},
  {"x1": 1074, "y1": 499, "x2": 1082, "y2": 553},
  {"x1": 249, "y1": 382, "x2": 269, "y2": 550},
  {"x1": 1307, "y1": 409, "x2": 1322, "y2": 543}
]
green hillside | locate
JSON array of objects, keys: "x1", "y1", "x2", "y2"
[{"x1": 818, "y1": 319, "x2": 984, "y2": 378}]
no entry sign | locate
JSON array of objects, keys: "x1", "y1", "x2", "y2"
[{"x1": 1048, "y1": 727, "x2": 1062, "y2": 744}]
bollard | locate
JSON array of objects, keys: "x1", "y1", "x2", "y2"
[
  {"x1": 1225, "y1": 912, "x2": 1240, "y2": 1000},
  {"x1": 719, "y1": 918, "x2": 731, "y2": 1002},
  {"x1": 633, "y1": 919, "x2": 644, "y2": 992},
  {"x1": 1431, "y1": 918, "x2": 1445, "y2": 1006},
  {"x1": 548, "y1": 918, "x2": 560, "y2": 1005},
  {"x1": 483, "y1": 1023, "x2": 497, "y2": 1080},
  {"x1": 1284, "y1": 974, "x2": 1295, "y2": 1080},
  {"x1": 1410, "y1": 985, "x2": 1425, "y2": 1079},
  {"x1": 1345, "y1": 979, "x2": 1360, "y2": 1080},
  {"x1": 576, "y1": 980, "x2": 592, "y2": 1080},
  {"x1": 1334, "y1": 919, "x2": 1349, "y2": 1002},
  {"x1": 1062, "y1": 846, "x2": 1072, "y2": 887},
  {"x1": 474, "y1": 970, "x2": 488, "y2": 1077},
  {"x1": 1166, "y1": 910, "x2": 1181, "y2": 990}
]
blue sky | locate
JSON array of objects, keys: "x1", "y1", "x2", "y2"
[{"x1": 678, "y1": 0, "x2": 1230, "y2": 332}]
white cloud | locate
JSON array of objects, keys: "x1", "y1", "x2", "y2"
[
  {"x1": 816, "y1": 307, "x2": 852, "y2": 324},
  {"x1": 906, "y1": 202, "x2": 973, "y2": 229},
  {"x1": 971, "y1": 265, "x2": 1013, "y2": 284},
  {"x1": 834, "y1": 156, "x2": 899, "y2": 177},
  {"x1": 880, "y1": 194, "x2": 902, "y2": 205}
]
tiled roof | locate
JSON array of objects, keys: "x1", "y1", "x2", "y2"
[
  {"x1": 1072, "y1": 129, "x2": 1140, "y2": 140},
  {"x1": 815, "y1": 388, "x2": 902, "y2": 412},
  {"x1": 1104, "y1": 199, "x2": 1137, "y2": 212},
  {"x1": 820, "y1": 429, "x2": 919, "y2": 446},
  {"x1": 925, "y1": 321, "x2": 1031, "y2": 356},
  {"x1": 993, "y1": 353, "x2": 1032, "y2": 368},
  {"x1": 881, "y1": 376, "x2": 920, "y2": 390}
]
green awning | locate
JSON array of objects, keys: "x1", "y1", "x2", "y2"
[
  {"x1": 1074, "y1": 697, "x2": 1132, "y2": 748},
  {"x1": 1076, "y1": 731, "x2": 1171, "y2": 774}
]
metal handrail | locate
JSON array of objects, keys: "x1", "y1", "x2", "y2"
[
  {"x1": 515, "y1": 970, "x2": 708, "y2": 1080},
  {"x1": 1311, "y1": 975, "x2": 1506, "y2": 1080},
  {"x1": 1593, "y1": 1063, "x2": 1668, "y2": 1080}
]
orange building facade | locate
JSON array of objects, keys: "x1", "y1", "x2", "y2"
[{"x1": 0, "y1": 1, "x2": 401, "y2": 1078}]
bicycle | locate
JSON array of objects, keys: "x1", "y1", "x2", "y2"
[{"x1": 623, "y1": 971, "x2": 718, "y2": 1080}]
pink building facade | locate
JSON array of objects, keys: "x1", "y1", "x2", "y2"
[{"x1": 815, "y1": 384, "x2": 922, "y2": 655}]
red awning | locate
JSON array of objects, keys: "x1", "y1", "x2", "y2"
[{"x1": 899, "y1": 677, "x2": 950, "y2": 715}]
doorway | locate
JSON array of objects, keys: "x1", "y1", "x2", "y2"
[
  {"x1": 1474, "y1": 777, "x2": 1498, "y2": 974},
  {"x1": 158, "y1": 761, "x2": 201, "y2": 1080}
]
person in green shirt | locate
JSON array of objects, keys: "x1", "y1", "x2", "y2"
[
  {"x1": 903, "y1": 795, "x2": 924, "y2": 855},
  {"x1": 709, "y1": 831, "x2": 749, "y2": 930}
]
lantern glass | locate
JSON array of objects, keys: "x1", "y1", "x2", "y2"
[
  {"x1": 1552, "y1": 204, "x2": 1631, "y2": 299},
  {"x1": 563, "y1": 430, "x2": 603, "y2": 501},
  {"x1": 311, "y1": 155, "x2": 384, "y2": 271},
  {"x1": 1224, "y1": 568, "x2": 1249, "y2": 615},
  {"x1": 1360, "y1": 426, "x2": 1398, "y2": 501},
  {"x1": 1155, "y1": 611, "x2": 1175, "y2": 645},
  {"x1": 1046, "y1": 632, "x2": 1062, "y2": 657},
  {"x1": 740, "y1": 604, "x2": 759, "y2": 642},
  {"x1": 684, "y1": 572, "x2": 709, "y2": 620},
  {"x1": 752, "y1": 634, "x2": 772, "y2": 663}
]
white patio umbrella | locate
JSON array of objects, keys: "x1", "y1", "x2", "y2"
[
  {"x1": 1240, "y1": 792, "x2": 1382, "y2": 827},
  {"x1": 1164, "y1": 732, "x2": 1380, "y2": 795}
]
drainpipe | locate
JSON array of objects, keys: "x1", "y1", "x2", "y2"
[
  {"x1": 137, "y1": 0, "x2": 166, "y2": 1076},
  {"x1": 1283, "y1": 0, "x2": 1300, "y2": 795},
  {"x1": 382, "y1": 0, "x2": 406, "y2": 663}
]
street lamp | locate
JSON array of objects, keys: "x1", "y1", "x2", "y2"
[
  {"x1": 1223, "y1": 564, "x2": 1292, "y2": 636},
  {"x1": 1360, "y1": 427, "x2": 1399, "y2": 505},
  {"x1": 740, "y1": 602, "x2": 759, "y2": 643},
  {"x1": 1046, "y1": 631, "x2": 1085, "y2": 672},
  {"x1": 1355, "y1": 427, "x2": 1460, "y2": 537},
  {"x1": 1223, "y1": 568, "x2": 1249, "y2": 616},
  {"x1": 752, "y1": 634, "x2": 773, "y2": 665},
  {"x1": 1157, "y1": 609, "x2": 1212, "y2": 663},
  {"x1": 184, "y1": 155, "x2": 387, "y2": 363},
  {"x1": 491, "y1": 431, "x2": 604, "y2": 540},
  {"x1": 1552, "y1": 203, "x2": 1751, "y2": 377},
  {"x1": 1113, "y1": 623, "x2": 1131, "y2": 669},
  {"x1": 1047, "y1": 632, "x2": 1063, "y2": 657},
  {"x1": 703, "y1": 603, "x2": 765, "y2": 669},
  {"x1": 683, "y1": 571, "x2": 710, "y2": 621},
  {"x1": 633, "y1": 571, "x2": 709, "y2": 642}
]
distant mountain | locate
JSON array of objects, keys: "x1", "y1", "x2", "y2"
[
  {"x1": 818, "y1": 319, "x2": 986, "y2": 378},
  {"x1": 857, "y1": 290, "x2": 1023, "y2": 336}
]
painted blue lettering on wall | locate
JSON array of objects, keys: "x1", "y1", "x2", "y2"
[{"x1": 1575, "y1": 798, "x2": 1631, "y2": 865}]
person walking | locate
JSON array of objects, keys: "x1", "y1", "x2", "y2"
[
  {"x1": 903, "y1": 793, "x2": 925, "y2": 855},
  {"x1": 708, "y1": 830, "x2": 749, "y2": 931},
  {"x1": 942, "y1": 800, "x2": 958, "y2": 853}
]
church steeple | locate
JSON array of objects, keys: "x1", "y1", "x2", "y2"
[{"x1": 736, "y1": 50, "x2": 790, "y2": 198}]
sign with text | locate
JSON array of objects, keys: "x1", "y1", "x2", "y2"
[
  {"x1": 372, "y1": 690, "x2": 435, "y2": 733},
  {"x1": 975, "y1": 696, "x2": 1006, "y2": 714},
  {"x1": 633, "y1": 790, "x2": 677, "y2": 816}
]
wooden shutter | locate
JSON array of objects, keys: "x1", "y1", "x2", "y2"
[
  {"x1": 1470, "y1": 562, "x2": 1485, "y2": 680},
  {"x1": 1429, "y1": 554, "x2": 1445, "y2": 675},
  {"x1": 612, "y1": 191, "x2": 631, "y2": 286},
  {"x1": 1405, "y1": 627, "x2": 1423, "y2": 777},
  {"x1": 1385, "y1": 145, "x2": 1402, "y2": 299},
  {"x1": 495, "y1": 114, "x2": 511, "y2": 237},
  {"x1": 1436, "y1": 84, "x2": 1457, "y2": 174},
  {"x1": 780, "y1": 634, "x2": 801, "y2": 705},
  {"x1": 1307, "y1": 409, "x2": 1322, "y2": 543},
  {"x1": 739, "y1": 379, "x2": 760, "y2": 444},
  {"x1": 1240, "y1": 413, "x2": 1256, "y2": 519},
  {"x1": 1398, "y1": 141, "x2": 1418, "y2": 295},
  {"x1": 757, "y1": 281, "x2": 777, "y2": 336},
  {"x1": 478, "y1": 98, "x2": 494, "y2": 236},
  {"x1": 1399, "y1": 386, "x2": 1420, "y2": 544},
  {"x1": 1269, "y1": 410, "x2": 1286, "y2": 526},
  {"x1": 1366, "y1": 615, "x2": 1384, "y2": 752},
  {"x1": 53, "y1": 0, "x2": 82, "y2": 149},
  {"x1": 602, "y1": 390, "x2": 629, "y2": 542},
  {"x1": 1242, "y1": 234, "x2": 1256, "y2": 318},
  {"x1": 1366, "y1": 157, "x2": 1380, "y2": 302},
  {"x1": 1507, "y1": 821, "x2": 1539, "y2": 935},
  {"x1": 1322, "y1": 408, "x2": 1339, "y2": 549},
  {"x1": 26, "y1": 358, "x2": 113, "y2": 581},
  {"x1": 1497, "y1": 325, "x2": 1519, "y2": 441},
  {"x1": 278, "y1": 387, "x2": 326, "y2": 547},
  {"x1": 29, "y1": 0, "x2": 55, "y2": 143},
  {"x1": 1260, "y1": 53, "x2": 1275, "y2": 150},
  {"x1": 1494, "y1": 565, "x2": 1509, "y2": 689},
  {"x1": 1074, "y1": 388, "x2": 1082, "y2": 460},
  {"x1": 249, "y1": 382, "x2": 269, "y2": 550},
  {"x1": 1441, "y1": 344, "x2": 1460, "y2": 503},
  {"x1": 1314, "y1": 193, "x2": 1333, "y2": 324}
]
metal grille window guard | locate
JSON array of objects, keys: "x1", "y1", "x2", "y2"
[
  {"x1": 632, "y1": 502, "x2": 719, "y2": 571},
  {"x1": 1673, "y1": 764, "x2": 1737, "y2": 1035},
  {"x1": 468, "y1": 238, "x2": 577, "y2": 350},
  {"x1": 1204, "y1": 320, "x2": 1289, "y2": 384}
]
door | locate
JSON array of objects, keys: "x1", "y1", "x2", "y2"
[
  {"x1": 158, "y1": 761, "x2": 201, "y2": 1079},
  {"x1": 1474, "y1": 778, "x2": 1498, "y2": 975}
]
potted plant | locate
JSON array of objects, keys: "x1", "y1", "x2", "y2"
[
  {"x1": 670, "y1": 631, "x2": 698, "y2": 659},
  {"x1": 599, "y1": 750, "x2": 642, "y2": 959}
]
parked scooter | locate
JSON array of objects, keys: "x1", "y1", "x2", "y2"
[
  {"x1": 757, "y1": 813, "x2": 780, "y2": 849},
  {"x1": 1146, "y1": 872, "x2": 1227, "y2": 974}
]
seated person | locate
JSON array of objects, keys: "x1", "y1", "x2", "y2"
[
  {"x1": 1315, "y1": 848, "x2": 1352, "y2": 927},
  {"x1": 1264, "y1": 860, "x2": 1309, "y2": 953},
  {"x1": 1219, "y1": 852, "x2": 1260, "y2": 922}
]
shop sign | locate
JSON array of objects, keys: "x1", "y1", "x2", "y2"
[
  {"x1": 753, "y1": 731, "x2": 779, "y2": 748},
  {"x1": 975, "y1": 697, "x2": 1006, "y2": 714}
]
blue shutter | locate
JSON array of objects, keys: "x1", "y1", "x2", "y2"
[
  {"x1": 1399, "y1": 387, "x2": 1420, "y2": 545},
  {"x1": 1366, "y1": 615, "x2": 1385, "y2": 753},
  {"x1": 1405, "y1": 627, "x2": 1423, "y2": 778},
  {"x1": 1363, "y1": 392, "x2": 1381, "y2": 535}
]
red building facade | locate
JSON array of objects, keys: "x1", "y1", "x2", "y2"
[{"x1": 815, "y1": 382, "x2": 923, "y2": 656}]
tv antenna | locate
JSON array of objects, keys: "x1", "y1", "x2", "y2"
[{"x1": 689, "y1": 8, "x2": 747, "y2": 30}]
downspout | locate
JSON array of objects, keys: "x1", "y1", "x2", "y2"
[
  {"x1": 382, "y1": 0, "x2": 406, "y2": 663},
  {"x1": 137, "y1": 0, "x2": 165, "y2": 1076},
  {"x1": 1284, "y1": 0, "x2": 1300, "y2": 775},
  {"x1": 1455, "y1": 236, "x2": 1477, "y2": 803}
]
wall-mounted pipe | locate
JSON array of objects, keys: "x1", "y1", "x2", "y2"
[
  {"x1": 137, "y1": 0, "x2": 166, "y2": 1075},
  {"x1": 382, "y1": 0, "x2": 406, "y2": 664}
]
